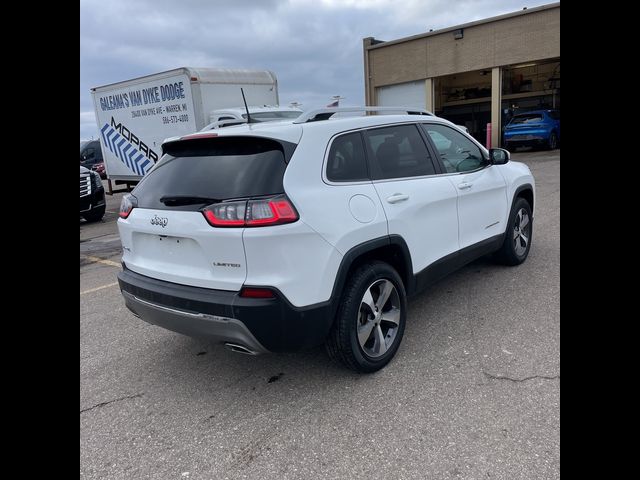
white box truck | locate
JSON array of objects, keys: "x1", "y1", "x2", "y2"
[{"x1": 90, "y1": 67, "x2": 280, "y2": 191}]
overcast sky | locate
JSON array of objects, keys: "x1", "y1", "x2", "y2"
[{"x1": 80, "y1": 0, "x2": 553, "y2": 139}]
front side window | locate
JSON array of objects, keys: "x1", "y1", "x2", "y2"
[
  {"x1": 421, "y1": 123, "x2": 486, "y2": 173},
  {"x1": 326, "y1": 132, "x2": 368, "y2": 182},
  {"x1": 364, "y1": 124, "x2": 435, "y2": 180}
]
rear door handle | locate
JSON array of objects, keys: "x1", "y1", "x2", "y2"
[
  {"x1": 457, "y1": 182, "x2": 473, "y2": 190},
  {"x1": 386, "y1": 193, "x2": 409, "y2": 204}
]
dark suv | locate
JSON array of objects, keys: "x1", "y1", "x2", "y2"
[{"x1": 80, "y1": 166, "x2": 106, "y2": 222}]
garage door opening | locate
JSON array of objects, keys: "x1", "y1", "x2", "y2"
[
  {"x1": 434, "y1": 70, "x2": 492, "y2": 144},
  {"x1": 502, "y1": 59, "x2": 560, "y2": 123}
]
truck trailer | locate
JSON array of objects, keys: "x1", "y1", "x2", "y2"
[{"x1": 90, "y1": 67, "x2": 280, "y2": 190}]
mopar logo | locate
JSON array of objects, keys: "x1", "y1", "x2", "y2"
[
  {"x1": 150, "y1": 215, "x2": 168, "y2": 228},
  {"x1": 100, "y1": 118, "x2": 159, "y2": 176}
]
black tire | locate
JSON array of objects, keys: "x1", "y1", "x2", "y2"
[
  {"x1": 325, "y1": 261, "x2": 407, "y2": 373},
  {"x1": 83, "y1": 205, "x2": 105, "y2": 222},
  {"x1": 494, "y1": 197, "x2": 532, "y2": 266},
  {"x1": 547, "y1": 132, "x2": 558, "y2": 150}
]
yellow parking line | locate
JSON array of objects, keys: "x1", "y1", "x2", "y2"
[
  {"x1": 80, "y1": 282, "x2": 118, "y2": 295},
  {"x1": 82, "y1": 255, "x2": 121, "y2": 267}
]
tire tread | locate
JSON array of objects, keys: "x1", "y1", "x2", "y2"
[{"x1": 326, "y1": 261, "x2": 405, "y2": 373}]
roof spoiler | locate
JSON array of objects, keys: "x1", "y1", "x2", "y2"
[{"x1": 293, "y1": 106, "x2": 434, "y2": 124}]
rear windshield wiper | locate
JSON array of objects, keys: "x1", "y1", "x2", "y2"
[{"x1": 159, "y1": 195, "x2": 220, "y2": 206}]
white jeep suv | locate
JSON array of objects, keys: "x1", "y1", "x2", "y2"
[{"x1": 117, "y1": 107, "x2": 535, "y2": 373}]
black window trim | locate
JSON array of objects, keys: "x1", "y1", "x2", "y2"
[
  {"x1": 322, "y1": 120, "x2": 488, "y2": 185},
  {"x1": 418, "y1": 122, "x2": 490, "y2": 176},
  {"x1": 323, "y1": 130, "x2": 371, "y2": 184},
  {"x1": 322, "y1": 128, "x2": 373, "y2": 186}
]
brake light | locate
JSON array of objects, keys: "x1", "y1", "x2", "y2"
[
  {"x1": 240, "y1": 287, "x2": 275, "y2": 298},
  {"x1": 202, "y1": 195, "x2": 298, "y2": 227},
  {"x1": 181, "y1": 132, "x2": 218, "y2": 140},
  {"x1": 119, "y1": 194, "x2": 137, "y2": 219}
]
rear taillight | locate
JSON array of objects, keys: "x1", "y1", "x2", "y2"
[
  {"x1": 203, "y1": 201, "x2": 246, "y2": 226},
  {"x1": 202, "y1": 195, "x2": 298, "y2": 227},
  {"x1": 119, "y1": 194, "x2": 137, "y2": 219}
]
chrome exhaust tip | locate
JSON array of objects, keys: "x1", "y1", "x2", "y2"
[{"x1": 224, "y1": 343, "x2": 259, "y2": 355}]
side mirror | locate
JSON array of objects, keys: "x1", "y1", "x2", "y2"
[{"x1": 489, "y1": 148, "x2": 510, "y2": 165}]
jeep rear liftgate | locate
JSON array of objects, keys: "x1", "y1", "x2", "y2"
[{"x1": 117, "y1": 136, "x2": 295, "y2": 291}]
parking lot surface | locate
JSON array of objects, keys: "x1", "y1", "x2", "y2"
[{"x1": 80, "y1": 149, "x2": 560, "y2": 479}]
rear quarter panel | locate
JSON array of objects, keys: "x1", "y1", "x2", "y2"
[{"x1": 282, "y1": 125, "x2": 389, "y2": 255}]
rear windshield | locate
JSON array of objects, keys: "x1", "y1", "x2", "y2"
[
  {"x1": 132, "y1": 136, "x2": 293, "y2": 210},
  {"x1": 509, "y1": 114, "x2": 543, "y2": 124}
]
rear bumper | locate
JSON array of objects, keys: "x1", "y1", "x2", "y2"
[
  {"x1": 504, "y1": 129, "x2": 550, "y2": 146},
  {"x1": 117, "y1": 266, "x2": 333, "y2": 353},
  {"x1": 504, "y1": 138, "x2": 547, "y2": 147}
]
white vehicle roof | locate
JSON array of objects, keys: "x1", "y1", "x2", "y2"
[
  {"x1": 211, "y1": 106, "x2": 302, "y2": 116},
  {"x1": 166, "y1": 109, "x2": 462, "y2": 149}
]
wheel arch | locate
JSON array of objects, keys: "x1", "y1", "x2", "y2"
[
  {"x1": 513, "y1": 183, "x2": 534, "y2": 214},
  {"x1": 327, "y1": 235, "x2": 415, "y2": 321}
]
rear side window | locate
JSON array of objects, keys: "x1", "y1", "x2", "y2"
[
  {"x1": 547, "y1": 111, "x2": 560, "y2": 120},
  {"x1": 326, "y1": 132, "x2": 368, "y2": 182},
  {"x1": 133, "y1": 136, "x2": 292, "y2": 210},
  {"x1": 364, "y1": 124, "x2": 435, "y2": 180}
]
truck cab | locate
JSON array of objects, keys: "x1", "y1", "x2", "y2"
[{"x1": 80, "y1": 140, "x2": 103, "y2": 170}]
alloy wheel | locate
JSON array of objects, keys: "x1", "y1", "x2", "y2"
[
  {"x1": 356, "y1": 279, "x2": 401, "y2": 358},
  {"x1": 513, "y1": 208, "x2": 531, "y2": 256}
]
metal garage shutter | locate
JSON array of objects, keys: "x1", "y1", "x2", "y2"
[{"x1": 376, "y1": 81, "x2": 426, "y2": 109}]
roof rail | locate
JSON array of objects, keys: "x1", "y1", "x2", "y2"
[{"x1": 293, "y1": 106, "x2": 434, "y2": 124}]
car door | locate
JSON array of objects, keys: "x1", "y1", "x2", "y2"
[
  {"x1": 363, "y1": 123, "x2": 459, "y2": 274},
  {"x1": 420, "y1": 123, "x2": 508, "y2": 250}
]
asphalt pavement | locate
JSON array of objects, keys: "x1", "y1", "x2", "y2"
[{"x1": 80, "y1": 149, "x2": 560, "y2": 479}]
